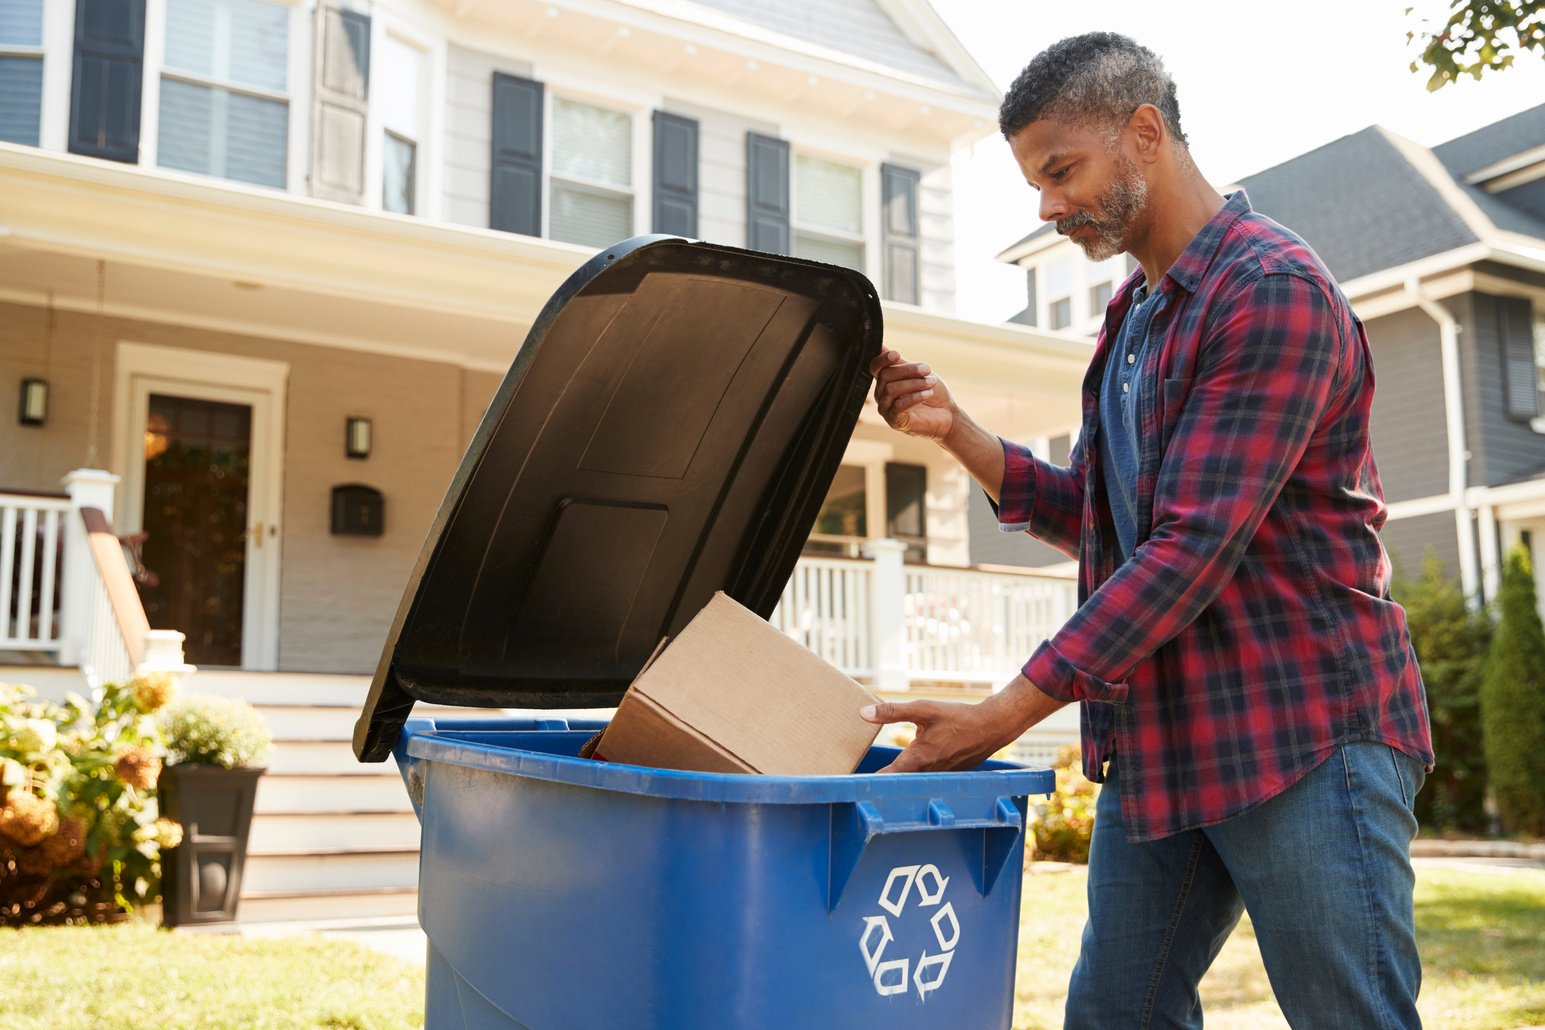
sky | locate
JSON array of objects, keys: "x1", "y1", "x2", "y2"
[{"x1": 929, "y1": 0, "x2": 1545, "y2": 322}]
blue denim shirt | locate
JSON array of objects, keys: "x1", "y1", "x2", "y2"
[{"x1": 1098, "y1": 281, "x2": 1164, "y2": 561}]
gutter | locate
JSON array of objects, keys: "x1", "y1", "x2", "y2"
[{"x1": 1403, "y1": 278, "x2": 1484, "y2": 604}]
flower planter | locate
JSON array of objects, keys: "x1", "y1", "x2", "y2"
[{"x1": 157, "y1": 764, "x2": 264, "y2": 927}]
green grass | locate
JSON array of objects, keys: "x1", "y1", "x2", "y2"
[
  {"x1": 0, "y1": 923, "x2": 423, "y2": 1030},
  {"x1": 0, "y1": 864, "x2": 1539, "y2": 1029},
  {"x1": 1013, "y1": 862, "x2": 1545, "y2": 1030}
]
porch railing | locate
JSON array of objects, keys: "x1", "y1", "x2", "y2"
[
  {"x1": 771, "y1": 542, "x2": 1078, "y2": 691},
  {"x1": 0, "y1": 489, "x2": 69, "y2": 655}
]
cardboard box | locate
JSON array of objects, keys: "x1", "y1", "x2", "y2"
[{"x1": 586, "y1": 592, "x2": 881, "y2": 775}]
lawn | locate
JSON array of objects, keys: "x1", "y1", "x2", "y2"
[
  {"x1": 1013, "y1": 861, "x2": 1545, "y2": 1030},
  {"x1": 0, "y1": 863, "x2": 1539, "y2": 1029}
]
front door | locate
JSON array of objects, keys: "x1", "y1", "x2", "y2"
[
  {"x1": 138, "y1": 394, "x2": 252, "y2": 666},
  {"x1": 115, "y1": 343, "x2": 286, "y2": 670}
]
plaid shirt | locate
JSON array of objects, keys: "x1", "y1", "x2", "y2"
[{"x1": 998, "y1": 192, "x2": 1433, "y2": 842}]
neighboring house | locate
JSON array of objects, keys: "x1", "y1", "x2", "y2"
[{"x1": 992, "y1": 103, "x2": 1545, "y2": 609}]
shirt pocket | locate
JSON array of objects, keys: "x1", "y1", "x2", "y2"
[{"x1": 1160, "y1": 377, "x2": 1191, "y2": 442}]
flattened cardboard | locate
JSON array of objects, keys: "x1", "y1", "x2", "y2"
[{"x1": 593, "y1": 592, "x2": 880, "y2": 776}]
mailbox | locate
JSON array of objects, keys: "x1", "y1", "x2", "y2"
[{"x1": 331, "y1": 484, "x2": 384, "y2": 537}]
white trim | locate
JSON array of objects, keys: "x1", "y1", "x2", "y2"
[
  {"x1": 1385, "y1": 493, "x2": 1459, "y2": 521},
  {"x1": 111, "y1": 342, "x2": 287, "y2": 670},
  {"x1": 140, "y1": 0, "x2": 165, "y2": 168},
  {"x1": 38, "y1": 0, "x2": 72, "y2": 152},
  {"x1": 1464, "y1": 142, "x2": 1545, "y2": 190}
]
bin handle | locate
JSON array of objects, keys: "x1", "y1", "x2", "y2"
[{"x1": 827, "y1": 796, "x2": 1026, "y2": 912}]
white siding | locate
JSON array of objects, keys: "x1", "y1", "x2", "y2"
[
  {"x1": 442, "y1": 44, "x2": 534, "y2": 230},
  {"x1": 918, "y1": 159, "x2": 955, "y2": 313}
]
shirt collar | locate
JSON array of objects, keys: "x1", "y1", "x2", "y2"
[{"x1": 1162, "y1": 190, "x2": 1252, "y2": 295}]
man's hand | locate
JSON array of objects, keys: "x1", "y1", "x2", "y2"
[
  {"x1": 869, "y1": 349, "x2": 957, "y2": 442},
  {"x1": 859, "y1": 675, "x2": 1065, "y2": 773}
]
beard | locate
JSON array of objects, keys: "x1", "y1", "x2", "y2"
[{"x1": 1056, "y1": 157, "x2": 1148, "y2": 262}]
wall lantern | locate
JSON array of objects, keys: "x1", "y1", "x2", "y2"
[
  {"x1": 18, "y1": 378, "x2": 48, "y2": 426},
  {"x1": 345, "y1": 416, "x2": 372, "y2": 459}
]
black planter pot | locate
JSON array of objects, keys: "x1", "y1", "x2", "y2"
[{"x1": 158, "y1": 764, "x2": 264, "y2": 927}]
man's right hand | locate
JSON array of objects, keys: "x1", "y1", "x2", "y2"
[{"x1": 868, "y1": 349, "x2": 957, "y2": 442}]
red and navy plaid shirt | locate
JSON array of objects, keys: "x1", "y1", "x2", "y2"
[{"x1": 998, "y1": 191, "x2": 1433, "y2": 842}]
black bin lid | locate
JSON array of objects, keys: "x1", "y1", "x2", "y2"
[{"x1": 355, "y1": 236, "x2": 882, "y2": 760}]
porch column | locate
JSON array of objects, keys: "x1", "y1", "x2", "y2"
[
  {"x1": 58, "y1": 468, "x2": 119, "y2": 666},
  {"x1": 867, "y1": 538, "x2": 907, "y2": 694},
  {"x1": 1477, "y1": 504, "x2": 1500, "y2": 605}
]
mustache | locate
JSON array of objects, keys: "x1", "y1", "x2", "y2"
[{"x1": 1056, "y1": 211, "x2": 1095, "y2": 235}]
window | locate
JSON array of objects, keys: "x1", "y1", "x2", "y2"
[
  {"x1": 550, "y1": 96, "x2": 633, "y2": 247},
  {"x1": 1049, "y1": 297, "x2": 1072, "y2": 330},
  {"x1": 1045, "y1": 256, "x2": 1073, "y2": 330},
  {"x1": 378, "y1": 35, "x2": 422, "y2": 214},
  {"x1": 885, "y1": 462, "x2": 927, "y2": 563},
  {"x1": 807, "y1": 465, "x2": 868, "y2": 558},
  {"x1": 793, "y1": 153, "x2": 863, "y2": 271},
  {"x1": 0, "y1": 0, "x2": 43, "y2": 146},
  {"x1": 159, "y1": 0, "x2": 289, "y2": 188},
  {"x1": 1089, "y1": 280, "x2": 1113, "y2": 316}
]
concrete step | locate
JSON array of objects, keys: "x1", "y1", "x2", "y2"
[
  {"x1": 248, "y1": 811, "x2": 421, "y2": 852},
  {"x1": 256, "y1": 772, "x2": 411, "y2": 814},
  {"x1": 191, "y1": 671, "x2": 369, "y2": 707},
  {"x1": 237, "y1": 887, "x2": 419, "y2": 924},
  {"x1": 243, "y1": 848, "x2": 420, "y2": 894}
]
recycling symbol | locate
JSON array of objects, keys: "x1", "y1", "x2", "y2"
[{"x1": 858, "y1": 864, "x2": 960, "y2": 999}]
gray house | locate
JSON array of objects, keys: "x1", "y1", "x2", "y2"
[{"x1": 989, "y1": 103, "x2": 1545, "y2": 607}]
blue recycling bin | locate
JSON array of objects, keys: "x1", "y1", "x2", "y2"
[
  {"x1": 354, "y1": 237, "x2": 1056, "y2": 1028},
  {"x1": 394, "y1": 716, "x2": 1053, "y2": 1029}
]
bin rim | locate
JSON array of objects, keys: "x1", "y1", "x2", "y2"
[{"x1": 397, "y1": 716, "x2": 1055, "y2": 805}]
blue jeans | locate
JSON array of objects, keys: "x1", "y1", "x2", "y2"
[{"x1": 1064, "y1": 741, "x2": 1426, "y2": 1029}]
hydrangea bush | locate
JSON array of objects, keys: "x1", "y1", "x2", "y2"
[
  {"x1": 159, "y1": 694, "x2": 272, "y2": 769},
  {"x1": 0, "y1": 673, "x2": 181, "y2": 925},
  {"x1": 1028, "y1": 744, "x2": 1100, "y2": 864}
]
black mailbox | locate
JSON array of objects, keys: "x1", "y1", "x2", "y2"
[{"x1": 332, "y1": 484, "x2": 384, "y2": 536}]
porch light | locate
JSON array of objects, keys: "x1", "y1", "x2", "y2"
[
  {"x1": 345, "y1": 416, "x2": 372, "y2": 459},
  {"x1": 18, "y1": 378, "x2": 47, "y2": 426}
]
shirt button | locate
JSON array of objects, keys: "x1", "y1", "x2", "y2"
[
  {"x1": 1122, "y1": 382, "x2": 1129, "y2": 394},
  {"x1": 1127, "y1": 354, "x2": 1135, "y2": 364}
]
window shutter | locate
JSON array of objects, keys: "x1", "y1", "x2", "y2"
[
  {"x1": 1024, "y1": 267, "x2": 1038, "y2": 326},
  {"x1": 652, "y1": 110, "x2": 698, "y2": 237},
  {"x1": 1500, "y1": 296, "x2": 1539, "y2": 421},
  {"x1": 68, "y1": 0, "x2": 145, "y2": 163},
  {"x1": 490, "y1": 72, "x2": 543, "y2": 236},
  {"x1": 746, "y1": 132, "x2": 789, "y2": 254},
  {"x1": 881, "y1": 163, "x2": 920, "y2": 304},
  {"x1": 310, "y1": 4, "x2": 369, "y2": 204}
]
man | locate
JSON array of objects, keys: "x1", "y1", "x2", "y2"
[{"x1": 859, "y1": 32, "x2": 1434, "y2": 1029}]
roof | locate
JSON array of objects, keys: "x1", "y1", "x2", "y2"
[{"x1": 996, "y1": 104, "x2": 1545, "y2": 281}]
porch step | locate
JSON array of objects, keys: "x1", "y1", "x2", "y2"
[
  {"x1": 248, "y1": 811, "x2": 421, "y2": 852},
  {"x1": 243, "y1": 848, "x2": 420, "y2": 894},
  {"x1": 255, "y1": 772, "x2": 412, "y2": 814},
  {"x1": 236, "y1": 887, "x2": 419, "y2": 924}
]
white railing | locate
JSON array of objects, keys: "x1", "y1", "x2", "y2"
[
  {"x1": 770, "y1": 543, "x2": 1078, "y2": 691},
  {"x1": 903, "y1": 564, "x2": 1078, "y2": 684},
  {"x1": 0, "y1": 490, "x2": 69, "y2": 654},
  {"x1": 770, "y1": 557, "x2": 874, "y2": 679}
]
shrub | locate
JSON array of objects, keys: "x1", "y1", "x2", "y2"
[
  {"x1": 1393, "y1": 552, "x2": 1491, "y2": 834},
  {"x1": 0, "y1": 674, "x2": 180, "y2": 924},
  {"x1": 159, "y1": 695, "x2": 272, "y2": 769},
  {"x1": 1480, "y1": 545, "x2": 1545, "y2": 836},
  {"x1": 1028, "y1": 745, "x2": 1099, "y2": 863}
]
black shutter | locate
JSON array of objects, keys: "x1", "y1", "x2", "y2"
[
  {"x1": 652, "y1": 111, "x2": 698, "y2": 237},
  {"x1": 490, "y1": 73, "x2": 544, "y2": 236},
  {"x1": 881, "y1": 163, "x2": 920, "y2": 304},
  {"x1": 746, "y1": 132, "x2": 789, "y2": 254},
  {"x1": 68, "y1": 0, "x2": 145, "y2": 163},
  {"x1": 1501, "y1": 296, "x2": 1540, "y2": 421},
  {"x1": 1024, "y1": 268, "x2": 1039, "y2": 326},
  {"x1": 310, "y1": 5, "x2": 370, "y2": 204}
]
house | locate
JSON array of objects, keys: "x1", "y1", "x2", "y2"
[
  {"x1": 992, "y1": 103, "x2": 1545, "y2": 607},
  {"x1": 0, "y1": 0, "x2": 1089, "y2": 918}
]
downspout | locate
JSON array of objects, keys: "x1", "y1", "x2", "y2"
[{"x1": 1404, "y1": 278, "x2": 1480, "y2": 605}]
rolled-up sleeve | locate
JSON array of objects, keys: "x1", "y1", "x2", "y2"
[{"x1": 992, "y1": 436, "x2": 1085, "y2": 558}]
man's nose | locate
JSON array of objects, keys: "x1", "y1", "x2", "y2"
[{"x1": 1038, "y1": 189, "x2": 1068, "y2": 225}]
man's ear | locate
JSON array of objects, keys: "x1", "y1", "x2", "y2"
[{"x1": 1126, "y1": 103, "x2": 1166, "y2": 164}]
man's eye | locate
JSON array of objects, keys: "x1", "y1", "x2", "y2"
[{"x1": 1051, "y1": 167, "x2": 1069, "y2": 181}]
